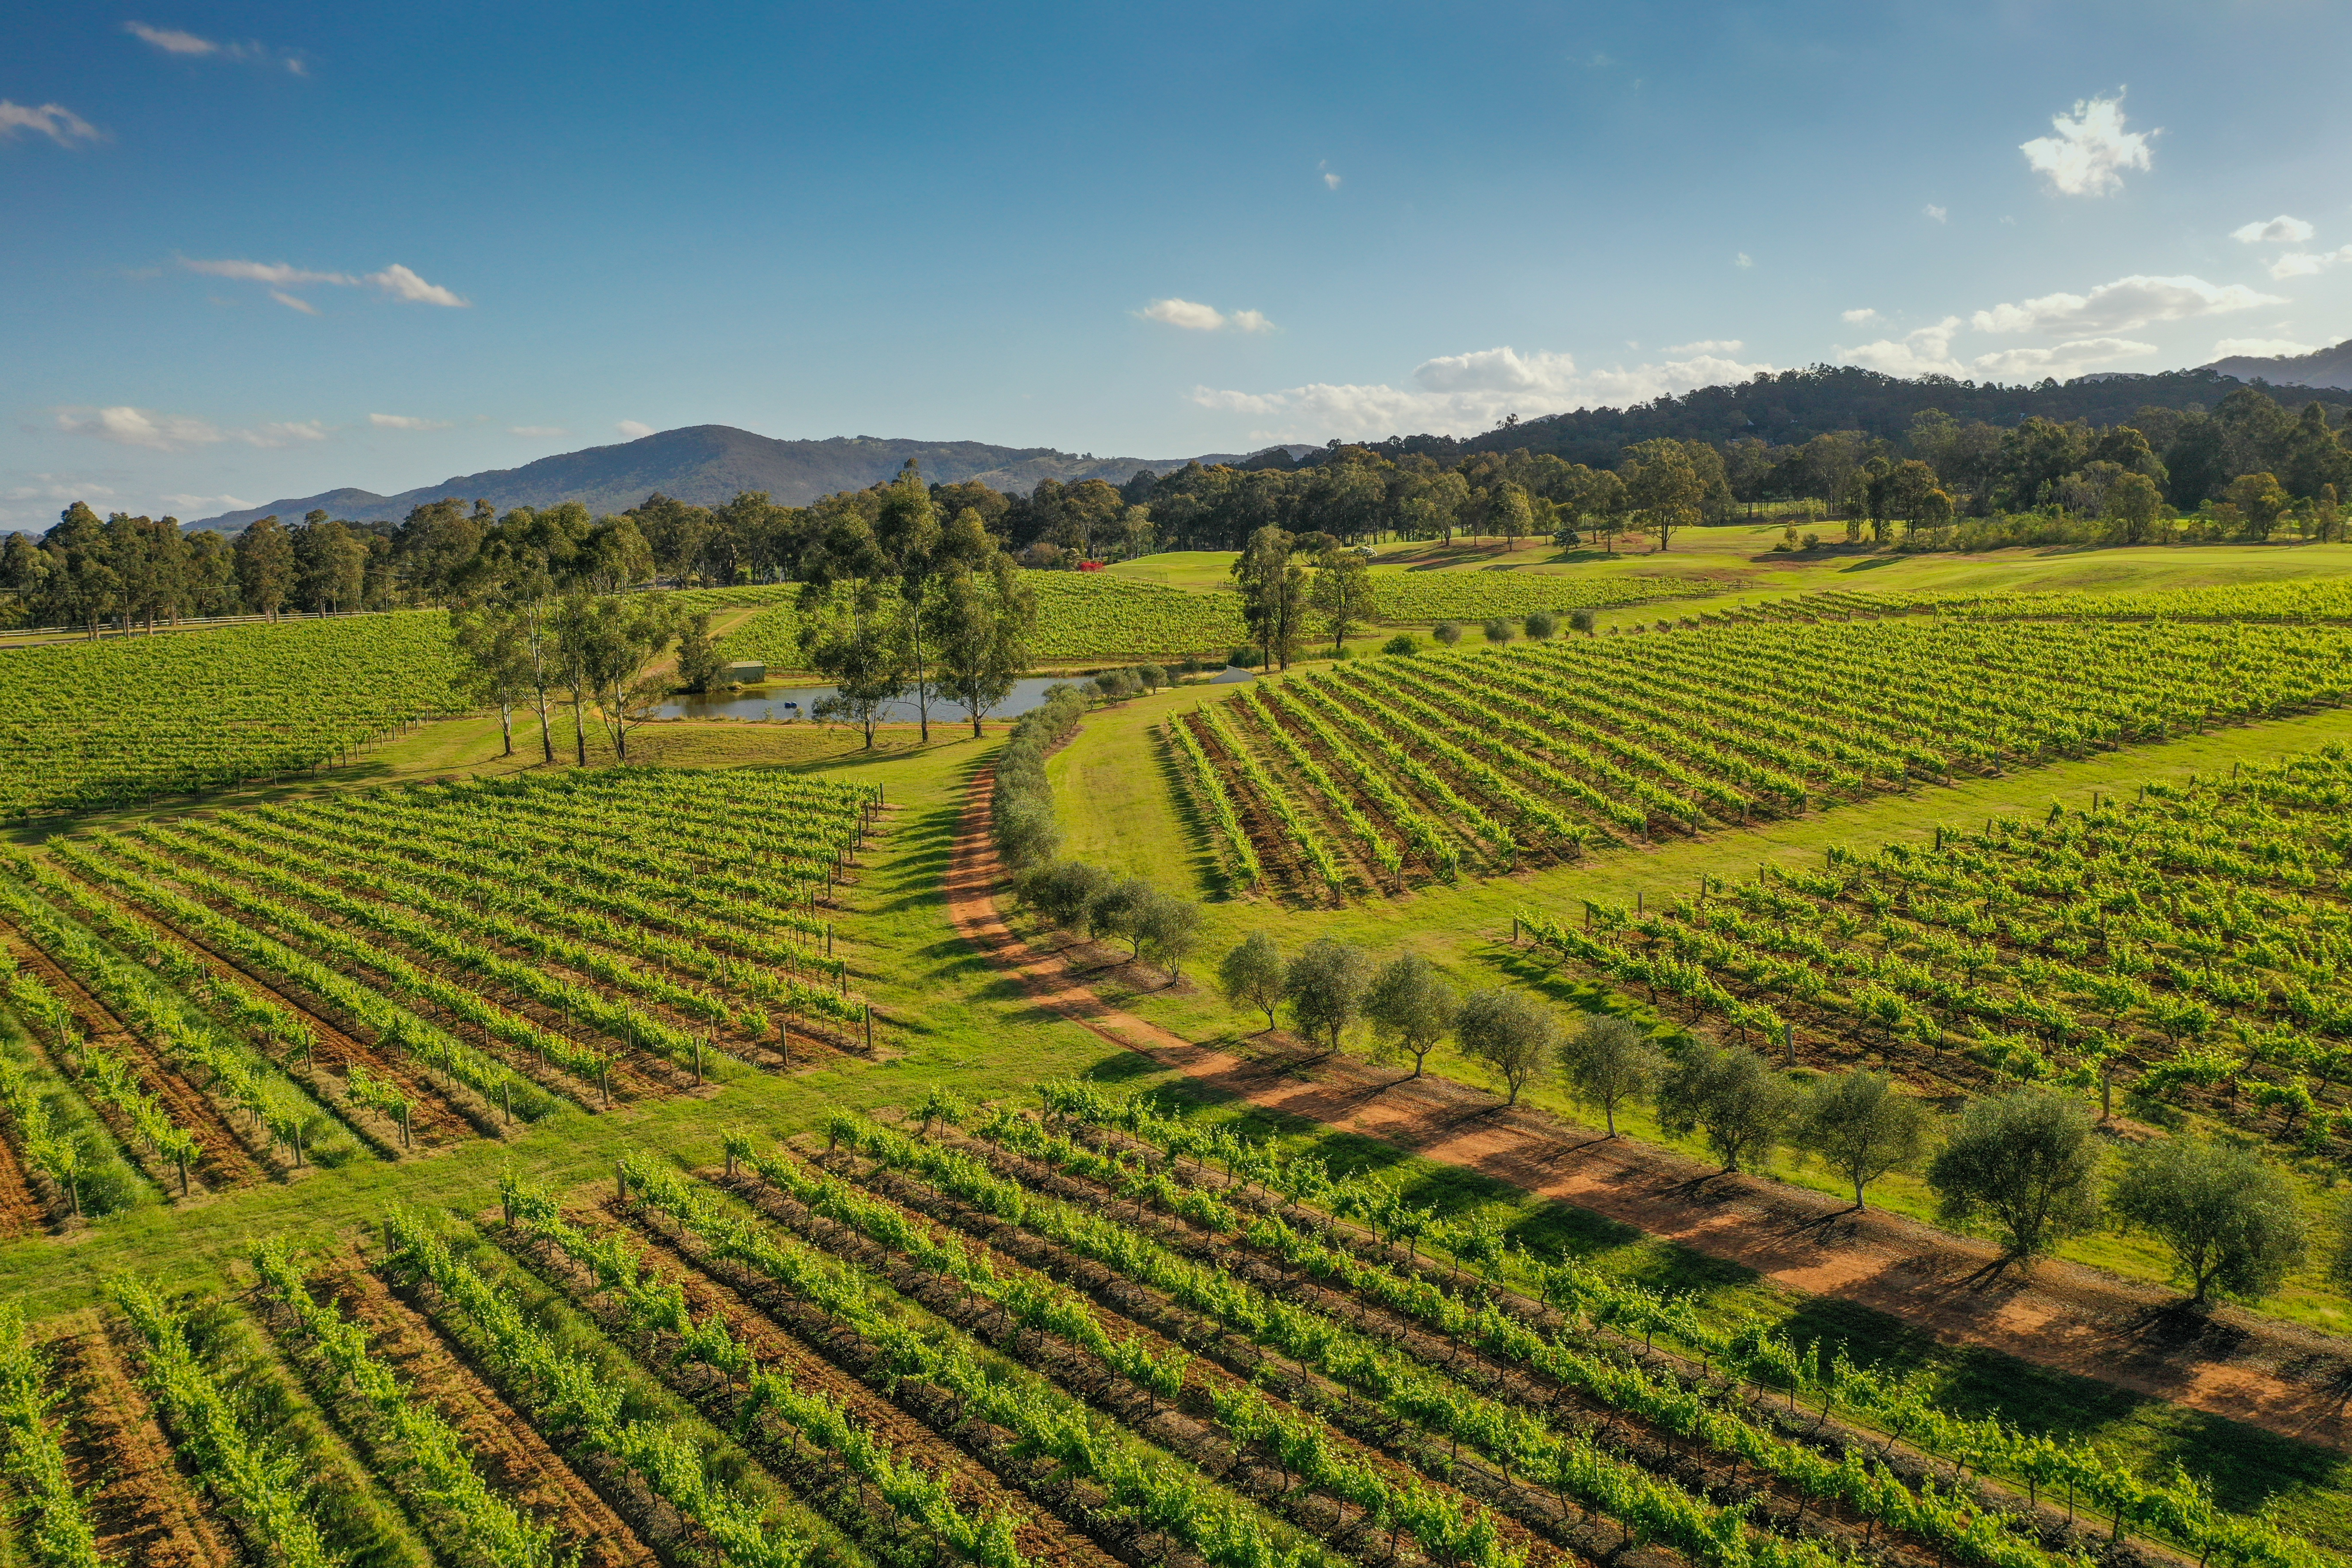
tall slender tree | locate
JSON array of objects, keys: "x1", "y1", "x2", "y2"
[{"x1": 1231, "y1": 525, "x2": 1306, "y2": 671}]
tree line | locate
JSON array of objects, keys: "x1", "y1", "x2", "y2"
[
  {"x1": 1201, "y1": 930, "x2": 2327, "y2": 1308},
  {"x1": 12, "y1": 371, "x2": 2348, "y2": 637}
]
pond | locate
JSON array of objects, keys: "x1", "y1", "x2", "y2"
[{"x1": 656, "y1": 674, "x2": 1086, "y2": 723}]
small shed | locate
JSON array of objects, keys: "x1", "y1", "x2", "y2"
[{"x1": 720, "y1": 661, "x2": 766, "y2": 683}]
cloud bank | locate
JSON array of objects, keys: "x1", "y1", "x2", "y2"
[
  {"x1": 55, "y1": 406, "x2": 329, "y2": 452},
  {"x1": 1191, "y1": 344, "x2": 1774, "y2": 441}
]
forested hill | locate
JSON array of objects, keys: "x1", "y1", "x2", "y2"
[
  {"x1": 1393, "y1": 365, "x2": 2350, "y2": 469},
  {"x1": 184, "y1": 426, "x2": 1233, "y2": 533}
]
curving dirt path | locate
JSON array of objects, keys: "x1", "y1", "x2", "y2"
[{"x1": 943, "y1": 763, "x2": 2352, "y2": 1454}]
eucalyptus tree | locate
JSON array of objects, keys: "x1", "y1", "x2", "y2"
[
  {"x1": 927, "y1": 508, "x2": 1035, "y2": 735},
  {"x1": 1231, "y1": 525, "x2": 1307, "y2": 671}
]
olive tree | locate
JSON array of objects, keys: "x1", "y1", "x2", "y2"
[
  {"x1": 1284, "y1": 938, "x2": 1373, "y2": 1057},
  {"x1": 1364, "y1": 953, "x2": 1457, "y2": 1079},
  {"x1": 1457, "y1": 989, "x2": 1555, "y2": 1106},
  {"x1": 1791, "y1": 1070, "x2": 1931, "y2": 1210},
  {"x1": 1657, "y1": 1043, "x2": 1795, "y2": 1172},
  {"x1": 1136, "y1": 892, "x2": 1202, "y2": 984},
  {"x1": 1925, "y1": 1088, "x2": 2102, "y2": 1259},
  {"x1": 1020, "y1": 862, "x2": 1115, "y2": 936},
  {"x1": 1218, "y1": 932, "x2": 1285, "y2": 1031},
  {"x1": 2110, "y1": 1138, "x2": 2306, "y2": 1305},
  {"x1": 1557, "y1": 1014, "x2": 1660, "y2": 1136}
]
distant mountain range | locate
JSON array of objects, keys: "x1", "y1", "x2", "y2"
[
  {"x1": 183, "y1": 426, "x2": 1286, "y2": 533},
  {"x1": 2203, "y1": 338, "x2": 2352, "y2": 390},
  {"x1": 153, "y1": 349, "x2": 2352, "y2": 535}
]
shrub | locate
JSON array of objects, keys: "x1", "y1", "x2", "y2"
[
  {"x1": 1228, "y1": 646, "x2": 1254, "y2": 668},
  {"x1": 1134, "y1": 663, "x2": 1166, "y2": 692},
  {"x1": 1524, "y1": 611, "x2": 1556, "y2": 640},
  {"x1": 1568, "y1": 607, "x2": 1597, "y2": 635},
  {"x1": 1481, "y1": 618, "x2": 1514, "y2": 643},
  {"x1": 1381, "y1": 634, "x2": 1418, "y2": 656},
  {"x1": 990, "y1": 683, "x2": 1088, "y2": 870},
  {"x1": 1431, "y1": 621, "x2": 1462, "y2": 646}
]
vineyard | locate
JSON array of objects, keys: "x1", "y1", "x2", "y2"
[
  {"x1": 0, "y1": 613, "x2": 463, "y2": 818},
  {"x1": 1360, "y1": 572, "x2": 1721, "y2": 623},
  {"x1": 1692, "y1": 579, "x2": 2352, "y2": 630},
  {"x1": 1165, "y1": 619, "x2": 2352, "y2": 900},
  {"x1": 6, "y1": 1087, "x2": 2321, "y2": 1568},
  {"x1": 1514, "y1": 744, "x2": 2352, "y2": 1159},
  {"x1": 0, "y1": 768, "x2": 876, "y2": 1234},
  {"x1": 721, "y1": 570, "x2": 1726, "y2": 669}
]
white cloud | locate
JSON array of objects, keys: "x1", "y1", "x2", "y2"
[
  {"x1": 2269, "y1": 245, "x2": 2352, "y2": 279},
  {"x1": 125, "y1": 22, "x2": 301, "y2": 71},
  {"x1": 510, "y1": 425, "x2": 568, "y2": 437},
  {"x1": 1733, "y1": 252, "x2": 1752, "y2": 268},
  {"x1": 616, "y1": 420, "x2": 655, "y2": 440},
  {"x1": 55, "y1": 406, "x2": 328, "y2": 451},
  {"x1": 0, "y1": 101, "x2": 102, "y2": 145},
  {"x1": 2233, "y1": 215, "x2": 2314, "y2": 245},
  {"x1": 2019, "y1": 92, "x2": 2155, "y2": 196},
  {"x1": 268, "y1": 289, "x2": 318, "y2": 315},
  {"x1": 179, "y1": 257, "x2": 468, "y2": 306},
  {"x1": 1412, "y1": 346, "x2": 1581, "y2": 394},
  {"x1": 1967, "y1": 338, "x2": 2155, "y2": 378},
  {"x1": 6, "y1": 477, "x2": 117, "y2": 504},
  {"x1": 1838, "y1": 318, "x2": 1964, "y2": 377},
  {"x1": 1190, "y1": 343, "x2": 1775, "y2": 441},
  {"x1": 1142, "y1": 297, "x2": 1228, "y2": 331},
  {"x1": 1319, "y1": 159, "x2": 1340, "y2": 190},
  {"x1": 124, "y1": 21, "x2": 218, "y2": 54},
  {"x1": 1139, "y1": 297, "x2": 1273, "y2": 333},
  {"x1": 2212, "y1": 337, "x2": 2318, "y2": 358},
  {"x1": 369, "y1": 413, "x2": 452, "y2": 431},
  {"x1": 1666, "y1": 339, "x2": 1743, "y2": 355},
  {"x1": 1924, "y1": 204, "x2": 1948, "y2": 223},
  {"x1": 251, "y1": 420, "x2": 329, "y2": 445},
  {"x1": 183, "y1": 258, "x2": 350, "y2": 286},
  {"x1": 1971, "y1": 273, "x2": 2282, "y2": 335},
  {"x1": 1841, "y1": 307, "x2": 1878, "y2": 324},
  {"x1": 365, "y1": 263, "x2": 468, "y2": 306},
  {"x1": 159, "y1": 492, "x2": 249, "y2": 511},
  {"x1": 1839, "y1": 317, "x2": 2154, "y2": 381}
]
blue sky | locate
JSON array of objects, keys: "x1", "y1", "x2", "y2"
[{"x1": 8, "y1": 1, "x2": 2352, "y2": 525}]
